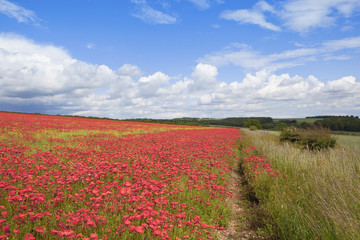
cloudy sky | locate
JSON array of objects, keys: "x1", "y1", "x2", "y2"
[{"x1": 0, "y1": 0, "x2": 359, "y2": 118}]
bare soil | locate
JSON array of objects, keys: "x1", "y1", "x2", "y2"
[{"x1": 216, "y1": 163, "x2": 266, "y2": 240}]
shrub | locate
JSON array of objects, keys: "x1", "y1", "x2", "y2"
[
  {"x1": 277, "y1": 122, "x2": 288, "y2": 131},
  {"x1": 279, "y1": 127, "x2": 300, "y2": 143},
  {"x1": 280, "y1": 126, "x2": 336, "y2": 150},
  {"x1": 249, "y1": 125, "x2": 258, "y2": 131}
]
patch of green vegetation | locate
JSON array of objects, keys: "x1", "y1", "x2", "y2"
[
  {"x1": 273, "y1": 118, "x2": 324, "y2": 124},
  {"x1": 334, "y1": 134, "x2": 360, "y2": 147},
  {"x1": 267, "y1": 130, "x2": 359, "y2": 148},
  {"x1": 280, "y1": 127, "x2": 336, "y2": 150},
  {"x1": 239, "y1": 128, "x2": 360, "y2": 240}
]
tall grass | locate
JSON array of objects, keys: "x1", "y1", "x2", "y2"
[{"x1": 239, "y1": 129, "x2": 360, "y2": 239}]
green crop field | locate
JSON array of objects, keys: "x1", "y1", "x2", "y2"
[{"x1": 334, "y1": 133, "x2": 360, "y2": 147}]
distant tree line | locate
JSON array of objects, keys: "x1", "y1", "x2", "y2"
[
  {"x1": 6, "y1": 111, "x2": 359, "y2": 132},
  {"x1": 313, "y1": 116, "x2": 360, "y2": 132},
  {"x1": 306, "y1": 115, "x2": 358, "y2": 119},
  {"x1": 125, "y1": 116, "x2": 360, "y2": 132},
  {"x1": 125, "y1": 117, "x2": 275, "y2": 129},
  {"x1": 201, "y1": 117, "x2": 274, "y2": 129}
]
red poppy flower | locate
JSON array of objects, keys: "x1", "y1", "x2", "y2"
[{"x1": 35, "y1": 226, "x2": 44, "y2": 233}]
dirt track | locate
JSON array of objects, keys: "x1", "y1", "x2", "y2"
[{"x1": 216, "y1": 161, "x2": 265, "y2": 240}]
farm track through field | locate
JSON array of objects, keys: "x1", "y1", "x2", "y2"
[{"x1": 217, "y1": 161, "x2": 265, "y2": 240}]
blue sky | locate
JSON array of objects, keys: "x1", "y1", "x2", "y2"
[{"x1": 0, "y1": 0, "x2": 360, "y2": 118}]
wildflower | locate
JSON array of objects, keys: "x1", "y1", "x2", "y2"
[
  {"x1": 90, "y1": 233, "x2": 98, "y2": 239},
  {"x1": 35, "y1": 226, "x2": 44, "y2": 233},
  {"x1": 24, "y1": 233, "x2": 35, "y2": 240},
  {"x1": 134, "y1": 226, "x2": 144, "y2": 233}
]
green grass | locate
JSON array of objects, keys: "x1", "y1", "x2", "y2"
[
  {"x1": 239, "y1": 128, "x2": 360, "y2": 240},
  {"x1": 334, "y1": 134, "x2": 360, "y2": 147}
]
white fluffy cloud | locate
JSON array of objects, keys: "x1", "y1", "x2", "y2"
[
  {"x1": 326, "y1": 76, "x2": 359, "y2": 93},
  {"x1": 191, "y1": 63, "x2": 218, "y2": 91},
  {"x1": 0, "y1": 34, "x2": 359, "y2": 118},
  {"x1": 138, "y1": 72, "x2": 170, "y2": 97},
  {"x1": 0, "y1": 33, "x2": 116, "y2": 99}
]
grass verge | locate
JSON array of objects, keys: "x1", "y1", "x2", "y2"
[{"x1": 238, "y1": 128, "x2": 360, "y2": 239}]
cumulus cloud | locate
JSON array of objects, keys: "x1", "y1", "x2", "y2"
[
  {"x1": 138, "y1": 72, "x2": 170, "y2": 97},
  {"x1": 217, "y1": 72, "x2": 359, "y2": 117},
  {"x1": 190, "y1": 63, "x2": 218, "y2": 91},
  {"x1": 326, "y1": 76, "x2": 358, "y2": 93},
  {"x1": 220, "y1": 1, "x2": 281, "y2": 31},
  {"x1": 117, "y1": 64, "x2": 142, "y2": 77},
  {"x1": 0, "y1": 0, "x2": 40, "y2": 24},
  {"x1": 0, "y1": 34, "x2": 122, "y2": 113},
  {"x1": 1, "y1": 33, "x2": 359, "y2": 118},
  {"x1": 0, "y1": 33, "x2": 116, "y2": 99},
  {"x1": 257, "y1": 74, "x2": 324, "y2": 100}
]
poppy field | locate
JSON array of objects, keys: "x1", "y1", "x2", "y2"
[{"x1": 0, "y1": 112, "x2": 242, "y2": 240}]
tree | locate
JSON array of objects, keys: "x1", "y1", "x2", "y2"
[{"x1": 245, "y1": 119, "x2": 262, "y2": 129}]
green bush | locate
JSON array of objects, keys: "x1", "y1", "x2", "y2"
[
  {"x1": 279, "y1": 127, "x2": 301, "y2": 143},
  {"x1": 280, "y1": 127, "x2": 336, "y2": 150},
  {"x1": 278, "y1": 122, "x2": 288, "y2": 131},
  {"x1": 249, "y1": 125, "x2": 258, "y2": 131}
]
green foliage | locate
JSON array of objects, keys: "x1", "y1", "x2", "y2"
[
  {"x1": 249, "y1": 125, "x2": 258, "y2": 131},
  {"x1": 300, "y1": 121, "x2": 312, "y2": 129},
  {"x1": 279, "y1": 119, "x2": 297, "y2": 124},
  {"x1": 278, "y1": 122, "x2": 288, "y2": 131},
  {"x1": 314, "y1": 115, "x2": 360, "y2": 132},
  {"x1": 240, "y1": 128, "x2": 360, "y2": 240},
  {"x1": 279, "y1": 127, "x2": 301, "y2": 143},
  {"x1": 245, "y1": 119, "x2": 262, "y2": 129},
  {"x1": 280, "y1": 127, "x2": 336, "y2": 150},
  {"x1": 124, "y1": 117, "x2": 274, "y2": 128}
]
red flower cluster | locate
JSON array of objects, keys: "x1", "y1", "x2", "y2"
[
  {"x1": 0, "y1": 112, "x2": 241, "y2": 239},
  {"x1": 241, "y1": 145, "x2": 282, "y2": 181}
]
